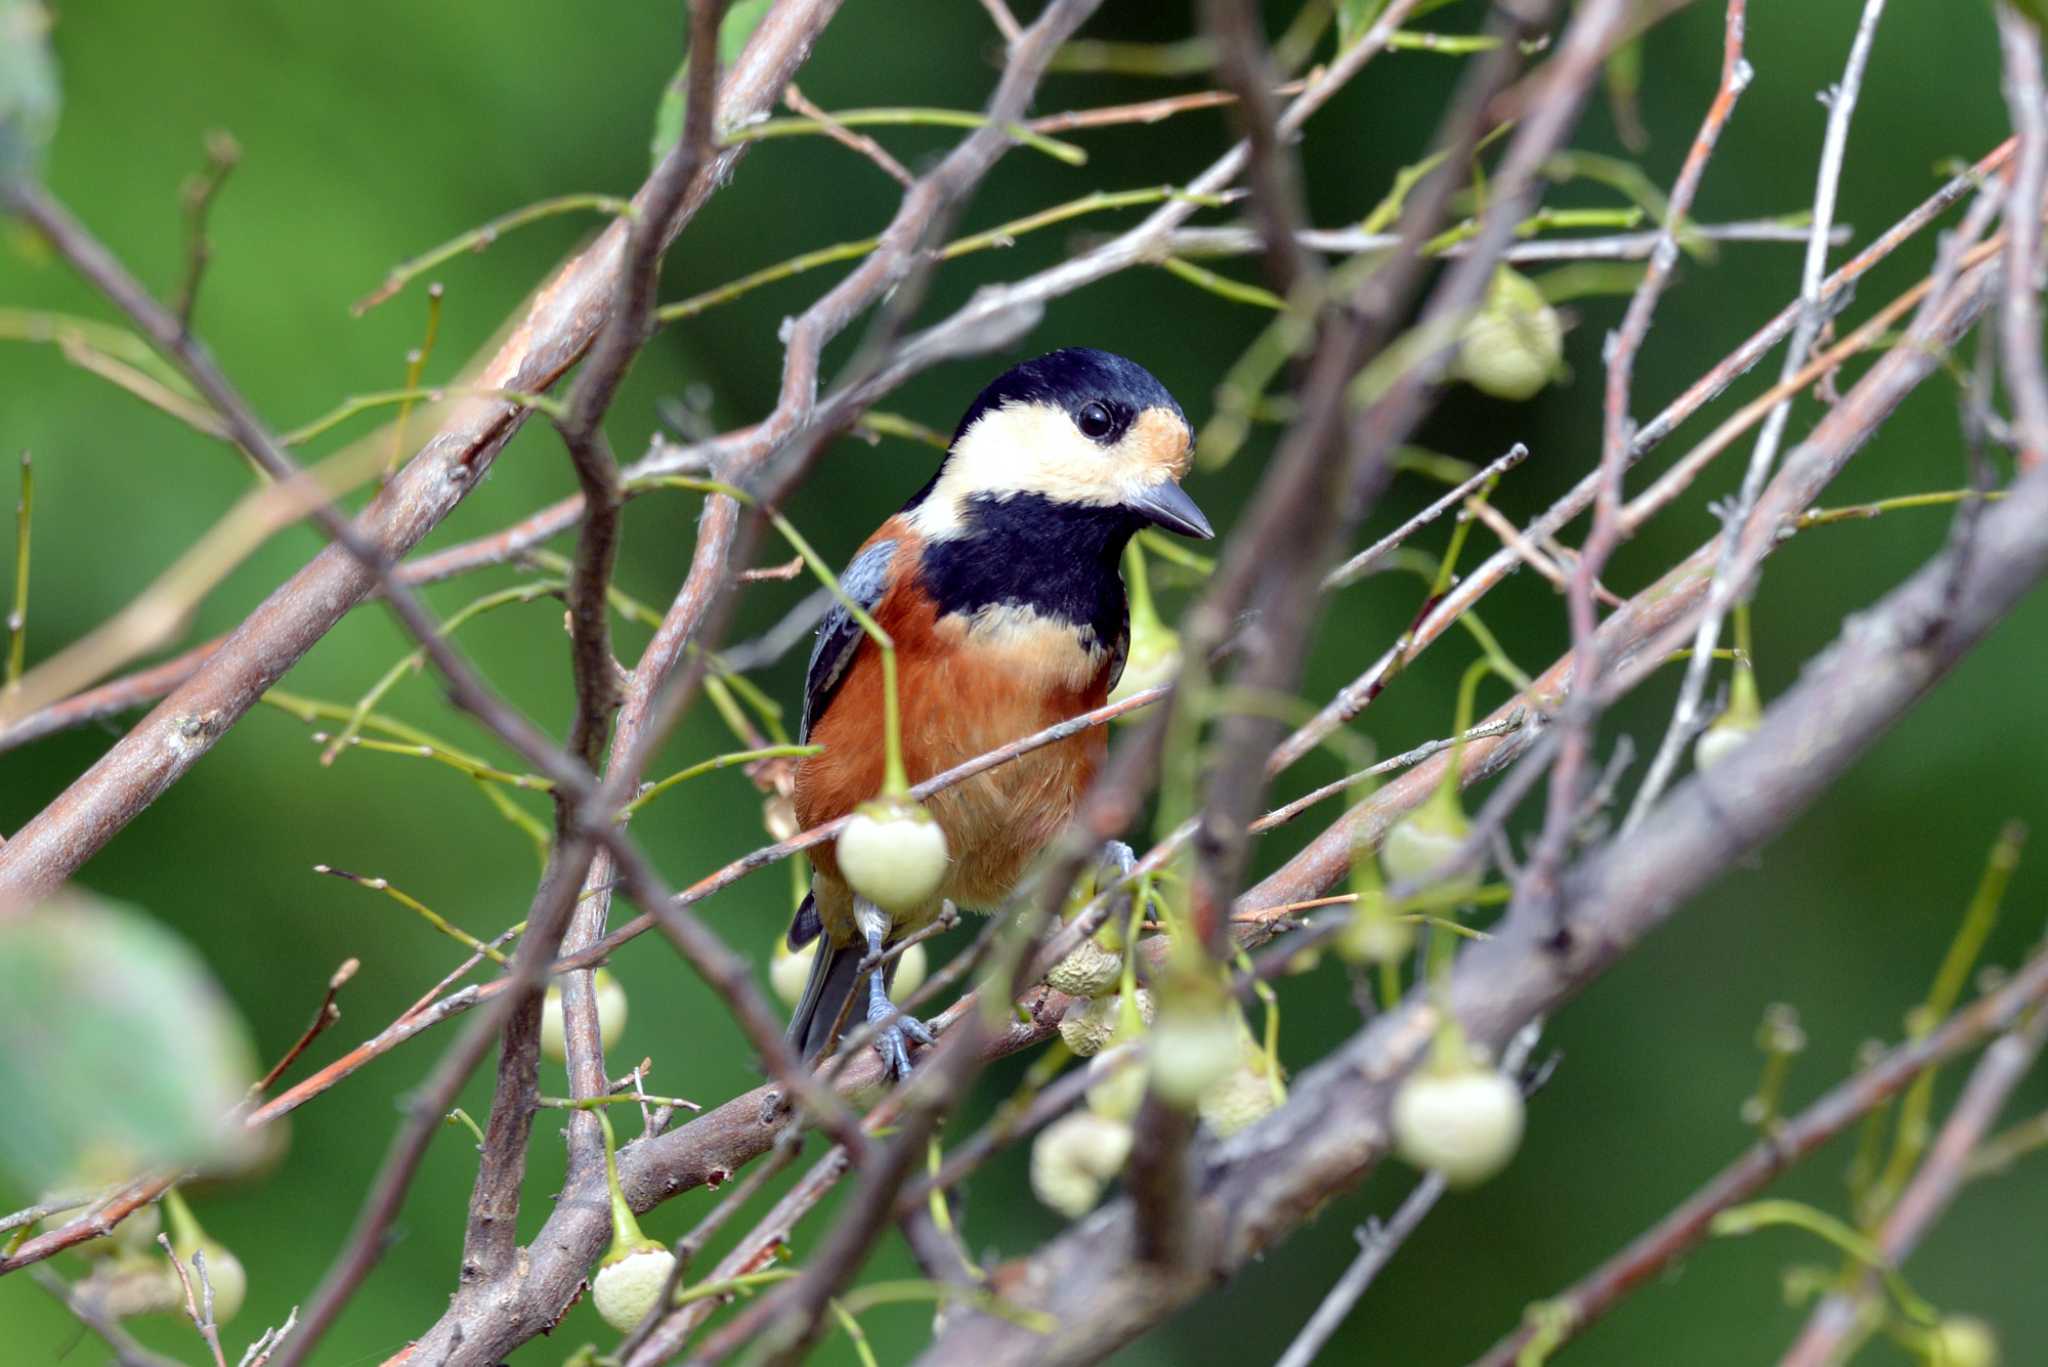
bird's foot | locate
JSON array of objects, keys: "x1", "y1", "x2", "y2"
[
  {"x1": 864, "y1": 920, "x2": 935, "y2": 1081},
  {"x1": 868, "y1": 996, "x2": 937, "y2": 1081}
]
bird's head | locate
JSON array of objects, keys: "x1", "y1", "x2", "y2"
[{"x1": 904, "y1": 348, "x2": 1213, "y2": 542}]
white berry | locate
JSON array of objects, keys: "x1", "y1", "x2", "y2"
[
  {"x1": 1030, "y1": 1111, "x2": 1134, "y2": 1219},
  {"x1": 541, "y1": 969, "x2": 629, "y2": 1064},
  {"x1": 1452, "y1": 267, "x2": 1564, "y2": 401},
  {"x1": 1199, "y1": 1061, "x2": 1285, "y2": 1137},
  {"x1": 1085, "y1": 1051, "x2": 1146, "y2": 1122},
  {"x1": 1928, "y1": 1316, "x2": 2000, "y2": 1367},
  {"x1": 770, "y1": 939, "x2": 815, "y2": 1008},
  {"x1": 1391, "y1": 1066, "x2": 1525, "y2": 1187},
  {"x1": 1147, "y1": 1008, "x2": 1243, "y2": 1108},
  {"x1": 836, "y1": 798, "x2": 949, "y2": 914},
  {"x1": 1693, "y1": 714, "x2": 1758, "y2": 773},
  {"x1": 592, "y1": 1245, "x2": 677, "y2": 1333},
  {"x1": 1380, "y1": 801, "x2": 1475, "y2": 892},
  {"x1": 1046, "y1": 936, "x2": 1123, "y2": 999},
  {"x1": 1058, "y1": 988, "x2": 1152, "y2": 1057}
]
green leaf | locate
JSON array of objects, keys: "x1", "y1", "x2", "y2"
[
  {"x1": 1335, "y1": 0, "x2": 1388, "y2": 50},
  {"x1": 0, "y1": 892, "x2": 262, "y2": 1192},
  {"x1": 650, "y1": 0, "x2": 775, "y2": 168},
  {"x1": 0, "y1": 0, "x2": 60, "y2": 182}
]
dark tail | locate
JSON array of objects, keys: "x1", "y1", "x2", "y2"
[
  {"x1": 787, "y1": 936, "x2": 863, "y2": 1062},
  {"x1": 785, "y1": 892, "x2": 893, "y2": 1062}
]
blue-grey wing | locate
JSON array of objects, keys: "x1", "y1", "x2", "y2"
[{"x1": 800, "y1": 538, "x2": 898, "y2": 743}]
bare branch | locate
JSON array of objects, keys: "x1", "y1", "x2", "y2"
[
  {"x1": 1627, "y1": 0, "x2": 1891, "y2": 827},
  {"x1": 1778, "y1": 1006, "x2": 2048, "y2": 1363},
  {"x1": 1472, "y1": 943, "x2": 2048, "y2": 1366}
]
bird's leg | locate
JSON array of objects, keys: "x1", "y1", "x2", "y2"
[
  {"x1": 856, "y1": 897, "x2": 935, "y2": 1080},
  {"x1": 1091, "y1": 839, "x2": 1138, "y2": 917}
]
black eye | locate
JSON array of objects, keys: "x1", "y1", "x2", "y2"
[{"x1": 1077, "y1": 401, "x2": 1114, "y2": 440}]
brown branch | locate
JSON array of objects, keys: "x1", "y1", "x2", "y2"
[
  {"x1": 0, "y1": 1173, "x2": 177, "y2": 1275},
  {"x1": 1996, "y1": 3, "x2": 2048, "y2": 471},
  {"x1": 0, "y1": 0, "x2": 845, "y2": 902},
  {"x1": 253, "y1": 957, "x2": 359, "y2": 1093},
  {"x1": 1470, "y1": 944, "x2": 2048, "y2": 1367},
  {"x1": 912, "y1": 331, "x2": 2048, "y2": 1367},
  {"x1": 694, "y1": 1020, "x2": 991, "y2": 1365},
  {"x1": 1625, "y1": 0, "x2": 1893, "y2": 825},
  {"x1": 1518, "y1": 0, "x2": 1749, "y2": 922},
  {"x1": 1777, "y1": 1004, "x2": 2048, "y2": 1366},
  {"x1": 783, "y1": 82, "x2": 913, "y2": 185},
  {"x1": 1269, "y1": 137, "x2": 2011, "y2": 774}
]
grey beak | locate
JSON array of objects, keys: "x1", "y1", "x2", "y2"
[{"x1": 1128, "y1": 480, "x2": 1214, "y2": 540}]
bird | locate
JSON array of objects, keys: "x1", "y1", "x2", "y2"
[{"x1": 784, "y1": 347, "x2": 1213, "y2": 1078}]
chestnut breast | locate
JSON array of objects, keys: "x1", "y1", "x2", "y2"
[{"x1": 795, "y1": 585, "x2": 1115, "y2": 910}]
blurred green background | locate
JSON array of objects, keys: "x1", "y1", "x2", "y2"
[{"x1": 4, "y1": 1, "x2": 2045, "y2": 1363}]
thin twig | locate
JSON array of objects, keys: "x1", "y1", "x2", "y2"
[
  {"x1": 173, "y1": 131, "x2": 241, "y2": 331},
  {"x1": 1473, "y1": 948, "x2": 2048, "y2": 1365},
  {"x1": 1520, "y1": 0, "x2": 1750, "y2": 925},
  {"x1": 1996, "y1": 3, "x2": 2048, "y2": 471},
  {"x1": 253, "y1": 958, "x2": 360, "y2": 1093},
  {"x1": 784, "y1": 82, "x2": 913, "y2": 185},
  {"x1": 1626, "y1": 0, "x2": 1889, "y2": 830},
  {"x1": 1270, "y1": 137, "x2": 2009, "y2": 775},
  {"x1": 1280, "y1": 1023, "x2": 1548, "y2": 1367},
  {"x1": 1779, "y1": 984, "x2": 2048, "y2": 1357},
  {"x1": 1324, "y1": 443, "x2": 1530, "y2": 587}
]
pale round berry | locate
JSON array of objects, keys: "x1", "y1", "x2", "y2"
[
  {"x1": 1199, "y1": 1058, "x2": 1285, "y2": 1137},
  {"x1": 592, "y1": 1245, "x2": 677, "y2": 1333},
  {"x1": 74, "y1": 1256, "x2": 185, "y2": 1318},
  {"x1": 1147, "y1": 1008, "x2": 1243, "y2": 1108},
  {"x1": 836, "y1": 797, "x2": 949, "y2": 914},
  {"x1": 1029, "y1": 1111, "x2": 1134, "y2": 1219},
  {"x1": 1927, "y1": 1316, "x2": 2000, "y2": 1367},
  {"x1": 770, "y1": 939, "x2": 816, "y2": 1008},
  {"x1": 1337, "y1": 894, "x2": 1414, "y2": 966},
  {"x1": 890, "y1": 940, "x2": 928, "y2": 1003},
  {"x1": 1058, "y1": 988, "x2": 1153, "y2": 1057},
  {"x1": 1380, "y1": 801, "x2": 1476, "y2": 893},
  {"x1": 1391, "y1": 1066, "x2": 1525, "y2": 1187},
  {"x1": 1693, "y1": 713, "x2": 1758, "y2": 773},
  {"x1": 1452, "y1": 267, "x2": 1564, "y2": 401},
  {"x1": 1046, "y1": 937, "x2": 1123, "y2": 999},
  {"x1": 1085, "y1": 1051, "x2": 1146, "y2": 1123},
  {"x1": 540, "y1": 969, "x2": 629, "y2": 1064}
]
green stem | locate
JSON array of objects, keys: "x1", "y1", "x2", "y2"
[
  {"x1": 315, "y1": 864, "x2": 513, "y2": 965},
  {"x1": 595, "y1": 1108, "x2": 652, "y2": 1259},
  {"x1": 542, "y1": 1093, "x2": 699, "y2": 1112},
  {"x1": 386, "y1": 283, "x2": 444, "y2": 480},
  {"x1": 322, "y1": 579, "x2": 565, "y2": 765},
  {"x1": 282, "y1": 385, "x2": 563, "y2": 447},
  {"x1": 1728, "y1": 598, "x2": 1761, "y2": 723},
  {"x1": 657, "y1": 185, "x2": 1230, "y2": 325},
  {"x1": 1797, "y1": 488, "x2": 2007, "y2": 528},
  {"x1": 726, "y1": 107, "x2": 1086, "y2": 166},
  {"x1": 353, "y1": 194, "x2": 636, "y2": 314},
  {"x1": 1122, "y1": 539, "x2": 1160, "y2": 634},
  {"x1": 1160, "y1": 257, "x2": 1286, "y2": 310},
  {"x1": 1711, "y1": 1200, "x2": 1937, "y2": 1326},
  {"x1": 624, "y1": 743, "x2": 822, "y2": 816}
]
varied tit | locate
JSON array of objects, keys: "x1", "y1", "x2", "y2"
[{"x1": 785, "y1": 347, "x2": 1213, "y2": 1077}]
